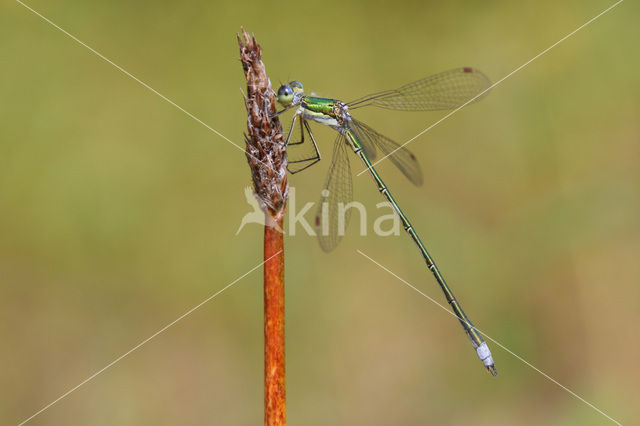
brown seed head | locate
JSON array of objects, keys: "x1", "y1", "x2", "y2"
[{"x1": 238, "y1": 28, "x2": 288, "y2": 221}]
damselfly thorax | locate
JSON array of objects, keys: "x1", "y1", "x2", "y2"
[{"x1": 299, "y1": 97, "x2": 351, "y2": 131}]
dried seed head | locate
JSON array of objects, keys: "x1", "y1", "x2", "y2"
[{"x1": 238, "y1": 28, "x2": 288, "y2": 221}]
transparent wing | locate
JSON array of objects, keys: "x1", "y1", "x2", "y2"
[
  {"x1": 350, "y1": 119, "x2": 423, "y2": 186},
  {"x1": 315, "y1": 134, "x2": 353, "y2": 252},
  {"x1": 348, "y1": 67, "x2": 491, "y2": 111},
  {"x1": 358, "y1": 132, "x2": 377, "y2": 161}
]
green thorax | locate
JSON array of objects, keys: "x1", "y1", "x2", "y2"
[{"x1": 301, "y1": 96, "x2": 337, "y2": 117}]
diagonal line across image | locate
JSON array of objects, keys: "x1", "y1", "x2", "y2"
[
  {"x1": 16, "y1": 252, "x2": 280, "y2": 425},
  {"x1": 356, "y1": 0, "x2": 624, "y2": 176},
  {"x1": 357, "y1": 249, "x2": 623, "y2": 425},
  {"x1": 15, "y1": 0, "x2": 277, "y2": 173}
]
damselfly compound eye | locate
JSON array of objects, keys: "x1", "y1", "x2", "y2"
[
  {"x1": 276, "y1": 84, "x2": 294, "y2": 106},
  {"x1": 289, "y1": 81, "x2": 304, "y2": 92}
]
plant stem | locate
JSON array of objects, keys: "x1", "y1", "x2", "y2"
[
  {"x1": 238, "y1": 28, "x2": 288, "y2": 426},
  {"x1": 264, "y1": 215, "x2": 285, "y2": 425}
]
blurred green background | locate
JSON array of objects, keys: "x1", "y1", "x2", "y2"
[{"x1": 2, "y1": 0, "x2": 639, "y2": 424}]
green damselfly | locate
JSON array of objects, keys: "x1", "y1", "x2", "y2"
[{"x1": 275, "y1": 67, "x2": 496, "y2": 375}]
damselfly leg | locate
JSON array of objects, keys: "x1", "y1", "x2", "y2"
[{"x1": 284, "y1": 114, "x2": 321, "y2": 174}]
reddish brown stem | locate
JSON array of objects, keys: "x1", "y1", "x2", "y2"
[
  {"x1": 264, "y1": 215, "x2": 285, "y2": 426},
  {"x1": 238, "y1": 27, "x2": 288, "y2": 426}
]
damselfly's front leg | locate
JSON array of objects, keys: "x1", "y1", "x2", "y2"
[{"x1": 270, "y1": 106, "x2": 292, "y2": 119}]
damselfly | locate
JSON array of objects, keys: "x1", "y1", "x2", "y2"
[{"x1": 275, "y1": 67, "x2": 496, "y2": 375}]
